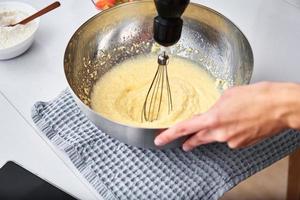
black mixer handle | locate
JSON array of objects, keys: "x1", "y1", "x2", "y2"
[{"x1": 153, "y1": 0, "x2": 190, "y2": 47}]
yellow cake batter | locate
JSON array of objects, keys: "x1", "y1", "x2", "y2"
[{"x1": 91, "y1": 55, "x2": 220, "y2": 128}]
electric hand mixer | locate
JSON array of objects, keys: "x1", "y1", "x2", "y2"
[{"x1": 142, "y1": 0, "x2": 190, "y2": 122}]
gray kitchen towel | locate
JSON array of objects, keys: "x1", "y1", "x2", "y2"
[{"x1": 32, "y1": 89, "x2": 300, "y2": 200}]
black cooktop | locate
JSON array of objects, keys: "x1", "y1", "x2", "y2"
[{"x1": 0, "y1": 161, "x2": 76, "y2": 200}]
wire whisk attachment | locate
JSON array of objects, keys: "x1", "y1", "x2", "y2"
[{"x1": 141, "y1": 52, "x2": 173, "y2": 122}]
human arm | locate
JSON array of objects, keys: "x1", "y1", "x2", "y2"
[{"x1": 154, "y1": 82, "x2": 300, "y2": 151}]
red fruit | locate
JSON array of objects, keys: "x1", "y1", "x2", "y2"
[{"x1": 95, "y1": 0, "x2": 116, "y2": 10}]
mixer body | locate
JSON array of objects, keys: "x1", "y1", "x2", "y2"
[{"x1": 153, "y1": 0, "x2": 190, "y2": 46}]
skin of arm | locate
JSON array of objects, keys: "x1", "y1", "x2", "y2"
[{"x1": 154, "y1": 82, "x2": 300, "y2": 151}]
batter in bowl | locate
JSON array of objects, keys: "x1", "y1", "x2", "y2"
[{"x1": 91, "y1": 55, "x2": 221, "y2": 128}]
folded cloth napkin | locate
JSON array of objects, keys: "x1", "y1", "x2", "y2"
[{"x1": 32, "y1": 89, "x2": 300, "y2": 200}]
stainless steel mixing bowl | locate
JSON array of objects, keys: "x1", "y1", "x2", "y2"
[{"x1": 64, "y1": 0, "x2": 253, "y2": 149}]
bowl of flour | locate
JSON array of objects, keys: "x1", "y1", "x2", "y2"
[{"x1": 0, "y1": 1, "x2": 39, "y2": 60}]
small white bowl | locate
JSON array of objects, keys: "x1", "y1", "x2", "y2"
[{"x1": 0, "y1": 1, "x2": 39, "y2": 60}]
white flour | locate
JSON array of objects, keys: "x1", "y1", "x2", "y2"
[{"x1": 0, "y1": 8, "x2": 37, "y2": 49}]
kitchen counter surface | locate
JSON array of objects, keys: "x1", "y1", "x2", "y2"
[{"x1": 0, "y1": 0, "x2": 299, "y2": 199}]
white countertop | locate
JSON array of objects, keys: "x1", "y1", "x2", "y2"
[{"x1": 0, "y1": 0, "x2": 299, "y2": 199}]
